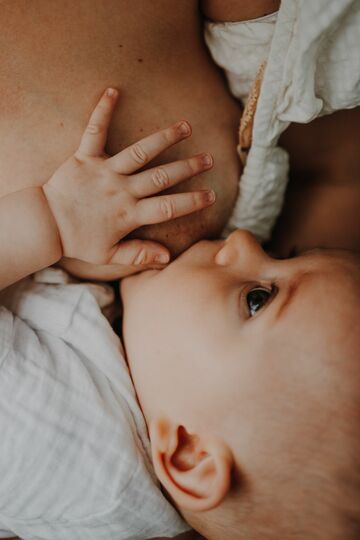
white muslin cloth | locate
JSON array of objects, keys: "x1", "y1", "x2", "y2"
[
  {"x1": 0, "y1": 271, "x2": 188, "y2": 540},
  {"x1": 205, "y1": 0, "x2": 360, "y2": 242}
]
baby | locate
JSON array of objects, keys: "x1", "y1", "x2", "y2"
[
  {"x1": 1, "y1": 2, "x2": 360, "y2": 538},
  {"x1": 121, "y1": 230, "x2": 360, "y2": 539}
]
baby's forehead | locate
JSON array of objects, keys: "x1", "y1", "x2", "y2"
[
  {"x1": 287, "y1": 249, "x2": 360, "y2": 303},
  {"x1": 298, "y1": 247, "x2": 360, "y2": 273},
  {"x1": 281, "y1": 266, "x2": 358, "y2": 335},
  {"x1": 270, "y1": 260, "x2": 360, "y2": 383}
]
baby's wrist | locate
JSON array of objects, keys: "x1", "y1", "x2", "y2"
[{"x1": 37, "y1": 185, "x2": 64, "y2": 263}]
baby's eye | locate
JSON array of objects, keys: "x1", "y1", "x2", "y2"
[{"x1": 246, "y1": 287, "x2": 272, "y2": 317}]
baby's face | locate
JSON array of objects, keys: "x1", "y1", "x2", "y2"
[{"x1": 121, "y1": 230, "x2": 359, "y2": 454}]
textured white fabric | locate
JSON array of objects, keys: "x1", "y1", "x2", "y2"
[
  {"x1": 205, "y1": 11, "x2": 277, "y2": 102},
  {"x1": 0, "y1": 272, "x2": 188, "y2": 540},
  {"x1": 205, "y1": 0, "x2": 360, "y2": 242}
]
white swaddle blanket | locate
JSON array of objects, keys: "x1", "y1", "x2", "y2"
[
  {"x1": 0, "y1": 271, "x2": 188, "y2": 540},
  {"x1": 206, "y1": 0, "x2": 360, "y2": 242}
]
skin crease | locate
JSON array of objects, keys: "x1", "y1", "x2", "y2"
[{"x1": 121, "y1": 229, "x2": 360, "y2": 539}]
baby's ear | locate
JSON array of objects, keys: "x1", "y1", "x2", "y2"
[{"x1": 149, "y1": 418, "x2": 234, "y2": 512}]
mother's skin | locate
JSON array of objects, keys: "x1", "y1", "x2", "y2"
[{"x1": 0, "y1": 0, "x2": 241, "y2": 263}]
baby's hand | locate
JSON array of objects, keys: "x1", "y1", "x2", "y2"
[{"x1": 43, "y1": 88, "x2": 215, "y2": 268}]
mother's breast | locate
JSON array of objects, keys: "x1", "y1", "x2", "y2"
[{"x1": 0, "y1": 0, "x2": 241, "y2": 255}]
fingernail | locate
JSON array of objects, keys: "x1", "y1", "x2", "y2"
[
  {"x1": 177, "y1": 121, "x2": 191, "y2": 136},
  {"x1": 205, "y1": 190, "x2": 216, "y2": 204},
  {"x1": 154, "y1": 253, "x2": 170, "y2": 264},
  {"x1": 201, "y1": 153, "x2": 213, "y2": 168},
  {"x1": 106, "y1": 88, "x2": 117, "y2": 97}
]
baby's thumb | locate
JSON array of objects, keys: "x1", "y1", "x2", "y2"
[{"x1": 110, "y1": 240, "x2": 170, "y2": 268}]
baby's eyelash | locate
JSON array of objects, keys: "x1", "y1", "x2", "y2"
[
  {"x1": 288, "y1": 246, "x2": 299, "y2": 258},
  {"x1": 239, "y1": 282, "x2": 278, "y2": 318}
]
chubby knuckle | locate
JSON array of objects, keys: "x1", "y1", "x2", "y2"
[
  {"x1": 160, "y1": 196, "x2": 175, "y2": 219},
  {"x1": 192, "y1": 192, "x2": 204, "y2": 207},
  {"x1": 98, "y1": 103, "x2": 109, "y2": 113},
  {"x1": 87, "y1": 122, "x2": 104, "y2": 135},
  {"x1": 186, "y1": 158, "x2": 198, "y2": 175},
  {"x1": 162, "y1": 127, "x2": 174, "y2": 144},
  {"x1": 71, "y1": 154, "x2": 83, "y2": 168},
  {"x1": 118, "y1": 206, "x2": 133, "y2": 226},
  {"x1": 152, "y1": 167, "x2": 170, "y2": 188},
  {"x1": 130, "y1": 143, "x2": 147, "y2": 165},
  {"x1": 132, "y1": 248, "x2": 147, "y2": 265}
]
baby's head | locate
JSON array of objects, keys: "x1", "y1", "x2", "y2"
[{"x1": 121, "y1": 230, "x2": 360, "y2": 540}]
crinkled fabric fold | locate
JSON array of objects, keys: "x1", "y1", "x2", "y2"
[
  {"x1": 206, "y1": 0, "x2": 360, "y2": 242},
  {"x1": 0, "y1": 271, "x2": 189, "y2": 540}
]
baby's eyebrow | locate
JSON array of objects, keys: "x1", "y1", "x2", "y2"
[
  {"x1": 273, "y1": 271, "x2": 314, "y2": 320},
  {"x1": 274, "y1": 279, "x2": 302, "y2": 320}
]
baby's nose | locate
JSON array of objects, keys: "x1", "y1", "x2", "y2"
[{"x1": 215, "y1": 229, "x2": 267, "y2": 267}]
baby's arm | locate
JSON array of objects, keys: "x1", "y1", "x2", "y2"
[
  {"x1": 0, "y1": 89, "x2": 215, "y2": 291},
  {"x1": 201, "y1": 0, "x2": 280, "y2": 22},
  {"x1": 0, "y1": 186, "x2": 62, "y2": 291}
]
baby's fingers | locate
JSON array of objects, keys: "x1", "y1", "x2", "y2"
[
  {"x1": 107, "y1": 121, "x2": 192, "y2": 175},
  {"x1": 134, "y1": 190, "x2": 216, "y2": 226},
  {"x1": 77, "y1": 88, "x2": 119, "y2": 158},
  {"x1": 130, "y1": 153, "x2": 213, "y2": 198},
  {"x1": 109, "y1": 239, "x2": 170, "y2": 267}
]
